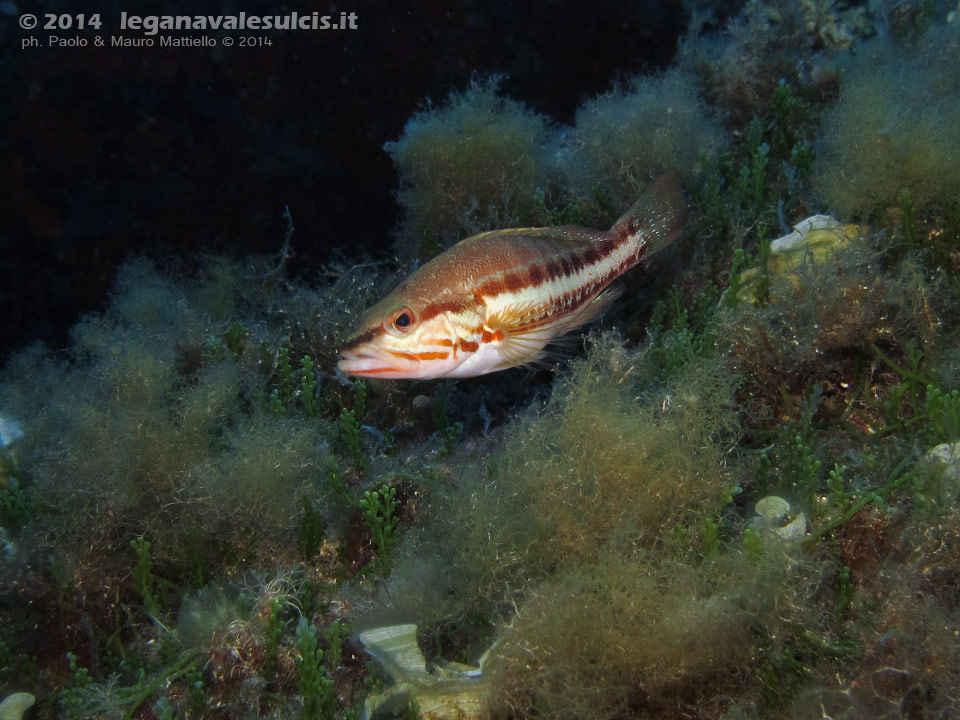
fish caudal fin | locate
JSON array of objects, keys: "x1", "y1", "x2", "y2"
[{"x1": 610, "y1": 170, "x2": 686, "y2": 258}]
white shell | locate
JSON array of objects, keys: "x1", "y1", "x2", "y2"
[
  {"x1": 0, "y1": 693, "x2": 35, "y2": 720},
  {"x1": 771, "y1": 215, "x2": 843, "y2": 251},
  {"x1": 928, "y1": 442, "x2": 960, "y2": 479},
  {"x1": 358, "y1": 624, "x2": 432, "y2": 684},
  {"x1": 925, "y1": 442, "x2": 960, "y2": 501},
  {"x1": 755, "y1": 496, "x2": 791, "y2": 523},
  {"x1": 359, "y1": 624, "x2": 492, "y2": 720},
  {"x1": 774, "y1": 513, "x2": 808, "y2": 542}
]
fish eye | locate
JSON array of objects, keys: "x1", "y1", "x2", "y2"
[{"x1": 385, "y1": 306, "x2": 417, "y2": 336}]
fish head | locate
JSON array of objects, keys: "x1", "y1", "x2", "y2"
[{"x1": 337, "y1": 288, "x2": 482, "y2": 379}]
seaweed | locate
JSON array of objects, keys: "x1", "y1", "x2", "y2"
[
  {"x1": 6, "y1": 9, "x2": 960, "y2": 718},
  {"x1": 296, "y1": 618, "x2": 336, "y2": 719},
  {"x1": 817, "y1": 23, "x2": 960, "y2": 219},
  {"x1": 561, "y1": 69, "x2": 725, "y2": 223},
  {"x1": 384, "y1": 77, "x2": 551, "y2": 260}
]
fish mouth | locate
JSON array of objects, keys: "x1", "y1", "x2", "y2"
[{"x1": 337, "y1": 350, "x2": 421, "y2": 379}]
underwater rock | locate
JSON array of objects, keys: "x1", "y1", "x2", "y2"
[
  {"x1": 816, "y1": 23, "x2": 960, "y2": 217},
  {"x1": 0, "y1": 693, "x2": 35, "y2": 720},
  {"x1": 0, "y1": 526, "x2": 15, "y2": 561},
  {"x1": 359, "y1": 624, "x2": 493, "y2": 720},
  {"x1": 383, "y1": 77, "x2": 550, "y2": 260},
  {"x1": 563, "y1": 69, "x2": 724, "y2": 216},
  {"x1": 736, "y1": 215, "x2": 866, "y2": 304}
]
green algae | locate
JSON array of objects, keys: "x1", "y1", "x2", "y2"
[
  {"x1": 372, "y1": 334, "x2": 745, "y2": 648},
  {"x1": 385, "y1": 69, "x2": 724, "y2": 260},
  {"x1": 4, "y1": 5, "x2": 960, "y2": 719},
  {"x1": 562, "y1": 69, "x2": 725, "y2": 223},
  {"x1": 384, "y1": 76, "x2": 551, "y2": 261},
  {"x1": 817, "y1": 23, "x2": 960, "y2": 218}
]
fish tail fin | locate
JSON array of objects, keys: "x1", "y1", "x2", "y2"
[{"x1": 610, "y1": 170, "x2": 686, "y2": 258}]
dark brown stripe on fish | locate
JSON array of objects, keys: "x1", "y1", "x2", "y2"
[
  {"x1": 342, "y1": 326, "x2": 382, "y2": 352},
  {"x1": 419, "y1": 297, "x2": 474, "y2": 323},
  {"x1": 583, "y1": 246, "x2": 602, "y2": 264},
  {"x1": 343, "y1": 297, "x2": 477, "y2": 353},
  {"x1": 528, "y1": 263, "x2": 545, "y2": 285},
  {"x1": 506, "y1": 247, "x2": 641, "y2": 333},
  {"x1": 472, "y1": 233, "x2": 635, "y2": 308},
  {"x1": 568, "y1": 252, "x2": 586, "y2": 274}
]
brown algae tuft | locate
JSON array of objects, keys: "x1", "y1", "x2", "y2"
[
  {"x1": 817, "y1": 23, "x2": 960, "y2": 216},
  {"x1": 384, "y1": 76, "x2": 551, "y2": 261}
]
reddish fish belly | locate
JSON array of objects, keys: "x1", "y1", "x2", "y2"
[{"x1": 337, "y1": 171, "x2": 685, "y2": 378}]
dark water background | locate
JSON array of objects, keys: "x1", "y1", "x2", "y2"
[{"x1": 1, "y1": 0, "x2": 704, "y2": 365}]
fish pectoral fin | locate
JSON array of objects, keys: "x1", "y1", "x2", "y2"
[
  {"x1": 560, "y1": 286, "x2": 621, "y2": 330},
  {"x1": 485, "y1": 288, "x2": 622, "y2": 370},
  {"x1": 491, "y1": 330, "x2": 552, "y2": 369},
  {"x1": 480, "y1": 310, "x2": 549, "y2": 369},
  {"x1": 496, "y1": 286, "x2": 620, "y2": 336}
]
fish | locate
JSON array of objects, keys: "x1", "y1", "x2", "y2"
[{"x1": 338, "y1": 171, "x2": 686, "y2": 379}]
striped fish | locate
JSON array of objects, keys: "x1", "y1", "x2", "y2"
[{"x1": 338, "y1": 171, "x2": 685, "y2": 379}]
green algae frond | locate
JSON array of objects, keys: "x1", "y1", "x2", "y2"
[
  {"x1": 374, "y1": 332, "x2": 745, "y2": 635},
  {"x1": 563, "y1": 69, "x2": 725, "y2": 221},
  {"x1": 385, "y1": 76, "x2": 551, "y2": 260},
  {"x1": 817, "y1": 23, "x2": 960, "y2": 216}
]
